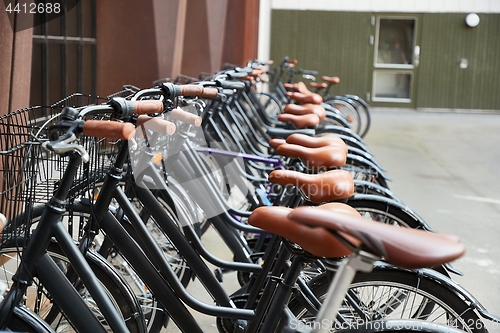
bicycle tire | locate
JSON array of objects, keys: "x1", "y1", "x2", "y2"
[
  {"x1": 345, "y1": 195, "x2": 424, "y2": 229},
  {"x1": 314, "y1": 128, "x2": 369, "y2": 152},
  {"x1": 0, "y1": 239, "x2": 146, "y2": 333},
  {"x1": 344, "y1": 94, "x2": 371, "y2": 139},
  {"x1": 343, "y1": 156, "x2": 389, "y2": 189},
  {"x1": 5, "y1": 306, "x2": 55, "y2": 332},
  {"x1": 257, "y1": 92, "x2": 283, "y2": 120},
  {"x1": 289, "y1": 268, "x2": 487, "y2": 333},
  {"x1": 313, "y1": 124, "x2": 363, "y2": 143},
  {"x1": 3, "y1": 199, "x2": 193, "y2": 333},
  {"x1": 353, "y1": 180, "x2": 401, "y2": 202},
  {"x1": 319, "y1": 109, "x2": 352, "y2": 129},
  {"x1": 323, "y1": 97, "x2": 361, "y2": 135}
]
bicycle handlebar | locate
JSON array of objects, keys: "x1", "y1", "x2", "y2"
[
  {"x1": 170, "y1": 108, "x2": 202, "y2": 126},
  {"x1": 159, "y1": 83, "x2": 221, "y2": 99},
  {"x1": 200, "y1": 88, "x2": 219, "y2": 99},
  {"x1": 226, "y1": 71, "x2": 249, "y2": 79},
  {"x1": 133, "y1": 100, "x2": 164, "y2": 114},
  {"x1": 136, "y1": 115, "x2": 176, "y2": 135},
  {"x1": 179, "y1": 84, "x2": 203, "y2": 96},
  {"x1": 82, "y1": 120, "x2": 136, "y2": 140},
  {"x1": 248, "y1": 59, "x2": 273, "y2": 67},
  {"x1": 217, "y1": 80, "x2": 246, "y2": 90},
  {"x1": 109, "y1": 98, "x2": 164, "y2": 117},
  {"x1": 300, "y1": 69, "x2": 318, "y2": 76}
]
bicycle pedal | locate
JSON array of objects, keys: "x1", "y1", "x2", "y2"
[{"x1": 214, "y1": 267, "x2": 224, "y2": 282}]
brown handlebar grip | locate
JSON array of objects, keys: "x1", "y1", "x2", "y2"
[
  {"x1": 136, "y1": 115, "x2": 176, "y2": 135},
  {"x1": 321, "y1": 76, "x2": 340, "y2": 85},
  {"x1": 132, "y1": 100, "x2": 164, "y2": 114},
  {"x1": 170, "y1": 108, "x2": 202, "y2": 126},
  {"x1": 199, "y1": 88, "x2": 219, "y2": 99},
  {"x1": 83, "y1": 120, "x2": 136, "y2": 140},
  {"x1": 251, "y1": 69, "x2": 266, "y2": 76},
  {"x1": 179, "y1": 84, "x2": 204, "y2": 96},
  {"x1": 309, "y1": 82, "x2": 328, "y2": 90}
]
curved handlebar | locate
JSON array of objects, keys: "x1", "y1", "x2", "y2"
[{"x1": 158, "y1": 83, "x2": 222, "y2": 100}]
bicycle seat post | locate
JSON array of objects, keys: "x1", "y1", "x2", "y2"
[{"x1": 312, "y1": 251, "x2": 378, "y2": 333}]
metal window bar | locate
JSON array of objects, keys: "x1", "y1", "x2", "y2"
[{"x1": 32, "y1": 0, "x2": 96, "y2": 111}]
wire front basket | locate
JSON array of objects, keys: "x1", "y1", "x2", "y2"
[
  {"x1": 0, "y1": 106, "x2": 54, "y2": 218},
  {"x1": 0, "y1": 100, "x2": 121, "y2": 228}
]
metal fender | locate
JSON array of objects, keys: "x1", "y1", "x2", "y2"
[{"x1": 374, "y1": 263, "x2": 500, "y2": 324}]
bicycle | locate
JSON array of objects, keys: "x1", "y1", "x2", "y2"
[
  {"x1": 0, "y1": 99, "x2": 164, "y2": 332},
  {"x1": 262, "y1": 58, "x2": 362, "y2": 135},
  {"x1": 2, "y1": 83, "x2": 494, "y2": 333},
  {"x1": 90, "y1": 85, "x2": 493, "y2": 332},
  {"x1": 249, "y1": 203, "x2": 483, "y2": 333},
  {"x1": 310, "y1": 75, "x2": 371, "y2": 139}
]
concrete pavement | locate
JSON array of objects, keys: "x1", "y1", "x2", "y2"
[
  {"x1": 364, "y1": 108, "x2": 500, "y2": 318},
  {"x1": 165, "y1": 108, "x2": 500, "y2": 332}
]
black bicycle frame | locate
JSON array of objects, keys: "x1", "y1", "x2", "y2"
[{"x1": 79, "y1": 132, "x2": 330, "y2": 333}]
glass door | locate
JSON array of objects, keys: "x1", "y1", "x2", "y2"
[{"x1": 370, "y1": 15, "x2": 420, "y2": 106}]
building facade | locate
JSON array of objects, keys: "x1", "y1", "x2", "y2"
[
  {"x1": 0, "y1": 0, "x2": 259, "y2": 114},
  {"x1": 262, "y1": 0, "x2": 500, "y2": 110},
  {"x1": 2, "y1": 0, "x2": 499, "y2": 112}
]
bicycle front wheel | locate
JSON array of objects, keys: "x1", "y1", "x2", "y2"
[
  {"x1": 5, "y1": 306, "x2": 55, "y2": 333},
  {"x1": 0, "y1": 240, "x2": 146, "y2": 332},
  {"x1": 323, "y1": 97, "x2": 361, "y2": 134},
  {"x1": 289, "y1": 268, "x2": 487, "y2": 333}
]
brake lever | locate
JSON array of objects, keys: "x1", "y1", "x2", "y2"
[{"x1": 43, "y1": 133, "x2": 90, "y2": 162}]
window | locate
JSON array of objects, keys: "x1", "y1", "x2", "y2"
[
  {"x1": 372, "y1": 17, "x2": 417, "y2": 103},
  {"x1": 30, "y1": 0, "x2": 96, "y2": 106}
]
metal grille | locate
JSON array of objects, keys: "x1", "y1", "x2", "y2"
[
  {"x1": 30, "y1": 0, "x2": 97, "y2": 106},
  {"x1": 0, "y1": 97, "x2": 122, "y2": 232}
]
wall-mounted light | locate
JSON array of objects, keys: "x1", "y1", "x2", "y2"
[{"x1": 465, "y1": 13, "x2": 480, "y2": 28}]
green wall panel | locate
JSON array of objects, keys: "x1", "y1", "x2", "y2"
[
  {"x1": 270, "y1": 10, "x2": 372, "y2": 99},
  {"x1": 271, "y1": 10, "x2": 500, "y2": 110},
  {"x1": 417, "y1": 13, "x2": 500, "y2": 110}
]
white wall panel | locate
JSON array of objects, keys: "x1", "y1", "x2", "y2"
[{"x1": 271, "y1": 0, "x2": 500, "y2": 13}]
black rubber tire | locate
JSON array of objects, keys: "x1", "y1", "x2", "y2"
[
  {"x1": 5, "y1": 306, "x2": 55, "y2": 332},
  {"x1": 289, "y1": 268, "x2": 487, "y2": 333},
  {"x1": 353, "y1": 180, "x2": 401, "y2": 202},
  {"x1": 257, "y1": 92, "x2": 283, "y2": 120},
  {"x1": 344, "y1": 94, "x2": 371, "y2": 139},
  {"x1": 343, "y1": 157, "x2": 390, "y2": 190},
  {"x1": 0, "y1": 240, "x2": 145, "y2": 333},
  {"x1": 3, "y1": 198, "x2": 194, "y2": 333},
  {"x1": 323, "y1": 97, "x2": 362, "y2": 135},
  {"x1": 345, "y1": 196, "x2": 424, "y2": 229}
]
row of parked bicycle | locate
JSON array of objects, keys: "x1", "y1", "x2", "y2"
[{"x1": 0, "y1": 57, "x2": 497, "y2": 333}]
